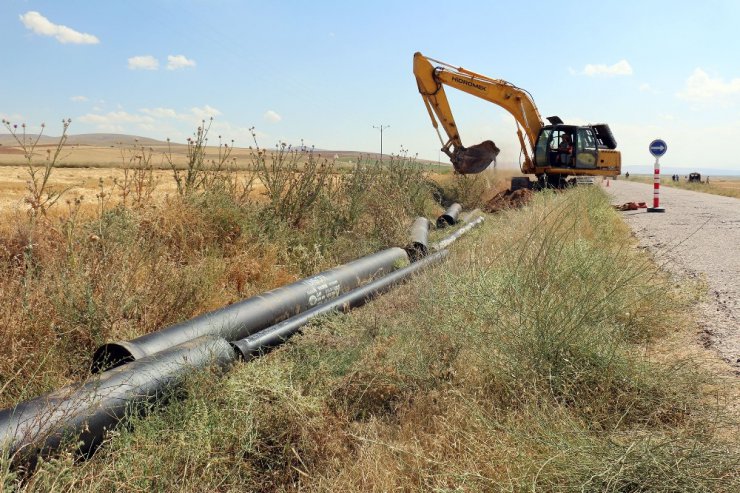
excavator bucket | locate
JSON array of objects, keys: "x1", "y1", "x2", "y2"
[{"x1": 452, "y1": 140, "x2": 500, "y2": 174}]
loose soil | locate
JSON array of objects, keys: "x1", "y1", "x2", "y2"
[{"x1": 483, "y1": 188, "x2": 534, "y2": 212}]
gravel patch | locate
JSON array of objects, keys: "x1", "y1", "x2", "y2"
[{"x1": 605, "y1": 179, "x2": 740, "y2": 373}]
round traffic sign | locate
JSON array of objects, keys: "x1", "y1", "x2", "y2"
[{"x1": 649, "y1": 139, "x2": 667, "y2": 158}]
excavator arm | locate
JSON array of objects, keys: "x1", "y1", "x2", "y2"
[{"x1": 413, "y1": 52, "x2": 544, "y2": 174}]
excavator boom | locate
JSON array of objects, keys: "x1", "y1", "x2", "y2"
[{"x1": 414, "y1": 52, "x2": 543, "y2": 174}]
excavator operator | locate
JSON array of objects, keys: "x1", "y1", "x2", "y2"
[{"x1": 558, "y1": 133, "x2": 573, "y2": 166}]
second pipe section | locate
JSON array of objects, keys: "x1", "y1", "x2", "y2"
[{"x1": 92, "y1": 247, "x2": 408, "y2": 371}]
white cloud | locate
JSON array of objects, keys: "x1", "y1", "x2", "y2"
[
  {"x1": 263, "y1": 110, "x2": 282, "y2": 123},
  {"x1": 139, "y1": 106, "x2": 222, "y2": 124},
  {"x1": 70, "y1": 95, "x2": 89, "y2": 102},
  {"x1": 78, "y1": 111, "x2": 154, "y2": 125},
  {"x1": 191, "y1": 105, "x2": 222, "y2": 120},
  {"x1": 77, "y1": 111, "x2": 158, "y2": 134},
  {"x1": 639, "y1": 83, "x2": 660, "y2": 94},
  {"x1": 579, "y1": 60, "x2": 633, "y2": 77},
  {"x1": 676, "y1": 68, "x2": 740, "y2": 103},
  {"x1": 73, "y1": 105, "x2": 254, "y2": 144},
  {"x1": 19, "y1": 11, "x2": 99, "y2": 45},
  {"x1": 166, "y1": 55, "x2": 196, "y2": 70},
  {"x1": 128, "y1": 55, "x2": 159, "y2": 70},
  {"x1": 140, "y1": 107, "x2": 179, "y2": 119}
]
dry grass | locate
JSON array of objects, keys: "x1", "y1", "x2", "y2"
[
  {"x1": 5, "y1": 187, "x2": 738, "y2": 491},
  {"x1": 0, "y1": 143, "x2": 439, "y2": 413}
]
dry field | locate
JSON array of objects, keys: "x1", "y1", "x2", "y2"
[
  {"x1": 0, "y1": 140, "x2": 446, "y2": 213},
  {"x1": 625, "y1": 174, "x2": 740, "y2": 199}
]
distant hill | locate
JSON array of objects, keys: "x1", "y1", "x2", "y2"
[
  {"x1": 0, "y1": 133, "x2": 170, "y2": 147},
  {"x1": 0, "y1": 132, "x2": 436, "y2": 165}
]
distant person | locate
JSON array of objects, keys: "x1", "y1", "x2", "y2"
[{"x1": 625, "y1": 172, "x2": 630, "y2": 179}]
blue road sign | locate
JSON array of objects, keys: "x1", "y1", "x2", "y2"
[{"x1": 649, "y1": 139, "x2": 667, "y2": 158}]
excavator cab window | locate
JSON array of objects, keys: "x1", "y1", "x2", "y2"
[
  {"x1": 536, "y1": 128, "x2": 576, "y2": 167},
  {"x1": 575, "y1": 127, "x2": 598, "y2": 168},
  {"x1": 534, "y1": 129, "x2": 551, "y2": 167}
]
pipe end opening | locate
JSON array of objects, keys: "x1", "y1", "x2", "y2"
[{"x1": 91, "y1": 343, "x2": 135, "y2": 373}]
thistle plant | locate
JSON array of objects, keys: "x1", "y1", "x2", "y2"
[
  {"x1": 115, "y1": 140, "x2": 158, "y2": 207},
  {"x1": 165, "y1": 117, "x2": 235, "y2": 195},
  {"x1": 249, "y1": 127, "x2": 334, "y2": 227},
  {"x1": 1, "y1": 118, "x2": 73, "y2": 216}
]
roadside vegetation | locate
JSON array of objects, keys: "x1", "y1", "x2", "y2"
[
  {"x1": 1, "y1": 122, "x2": 737, "y2": 490},
  {"x1": 0, "y1": 120, "x2": 438, "y2": 411},
  {"x1": 625, "y1": 174, "x2": 740, "y2": 199}
]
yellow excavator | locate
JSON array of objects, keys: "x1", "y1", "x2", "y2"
[{"x1": 413, "y1": 52, "x2": 621, "y2": 189}]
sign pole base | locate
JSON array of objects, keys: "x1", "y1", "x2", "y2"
[{"x1": 646, "y1": 207, "x2": 665, "y2": 213}]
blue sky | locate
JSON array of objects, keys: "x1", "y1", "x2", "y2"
[{"x1": 2, "y1": 0, "x2": 740, "y2": 171}]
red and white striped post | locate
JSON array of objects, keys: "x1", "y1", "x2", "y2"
[{"x1": 647, "y1": 139, "x2": 666, "y2": 213}]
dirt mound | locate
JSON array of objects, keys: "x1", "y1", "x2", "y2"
[{"x1": 483, "y1": 188, "x2": 534, "y2": 212}]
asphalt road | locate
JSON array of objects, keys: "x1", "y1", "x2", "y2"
[{"x1": 605, "y1": 179, "x2": 740, "y2": 372}]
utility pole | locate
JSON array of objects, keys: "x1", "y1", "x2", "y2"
[{"x1": 373, "y1": 124, "x2": 390, "y2": 161}]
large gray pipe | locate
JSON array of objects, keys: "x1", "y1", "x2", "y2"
[
  {"x1": 0, "y1": 221, "x2": 489, "y2": 468},
  {"x1": 0, "y1": 336, "x2": 234, "y2": 468},
  {"x1": 436, "y1": 203, "x2": 462, "y2": 228},
  {"x1": 232, "y1": 249, "x2": 449, "y2": 361},
  {"x1": 406, "y1": 217, "x2": 431, "y2": 262},
  {"x1": 92, "y1": 247, "x2": 408, "y2": 372}
]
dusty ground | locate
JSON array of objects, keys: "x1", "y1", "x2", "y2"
[{"x1": 605, "y1": 179, "x2": 740, "y2": 374}]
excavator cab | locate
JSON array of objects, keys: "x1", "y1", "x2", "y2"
[{"x1": 534, "y1": 125, "x2": 599, "y2": 169}]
